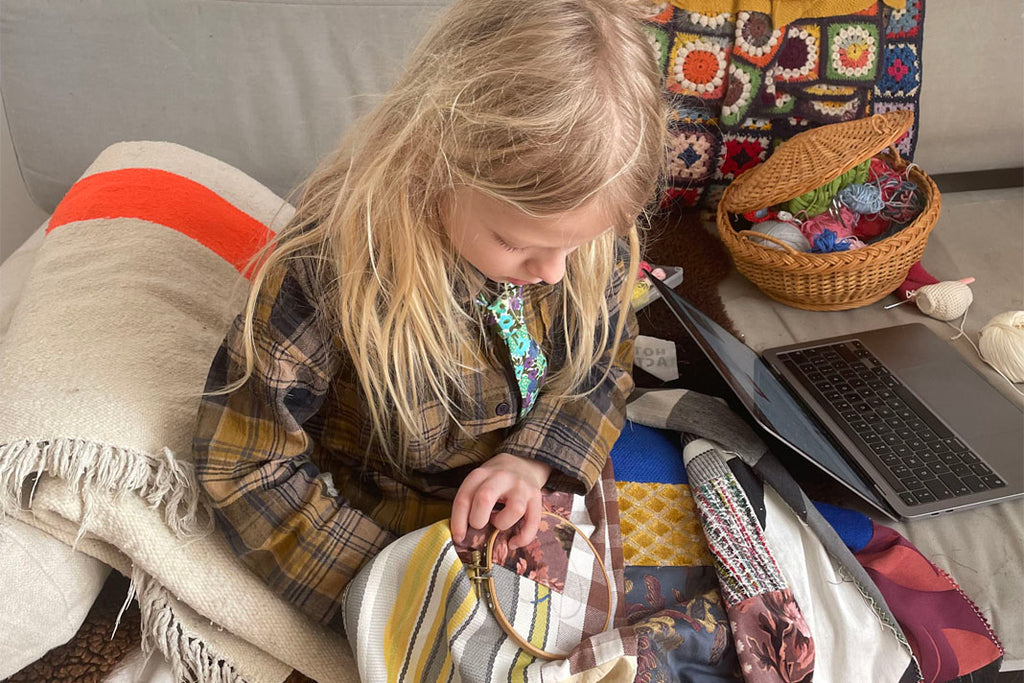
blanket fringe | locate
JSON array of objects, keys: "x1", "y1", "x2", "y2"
[
  {"x1": 131, "y1": 565, "x2": 249, "y2": 683},
  {"x1": 0, "y1": 438, "x2": 213, "y2": 537}
]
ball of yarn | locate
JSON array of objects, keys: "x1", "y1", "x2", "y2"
[
  {"x1": 801, "y1": 208, "x2": 857, "y2": 239},
  {"x1": 837, "y1": 183, "x2": 885, "y2": 215},
  {"x1": 749, "y1": 220, "x2": 810, "y2": 251},
  {"x1": 979, "y1": 311, "x2": 1024, "y2": 383},
  {"x1": 914, "y1": 281, "x2": 973, "y2": 321},
  {"x1": 811, "y1": 228, "x2": 853, "y2": 253},
  {"x1": 786, "y1": 159, "x2": 871, "y2": 218}
]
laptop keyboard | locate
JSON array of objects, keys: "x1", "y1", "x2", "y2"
[{"x1": 778, "y1": 341, "x2": 1006, "y2": 507}]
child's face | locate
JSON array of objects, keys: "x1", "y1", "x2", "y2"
[{"x1": 443, "y1": 187, "x2": 612, "y2": 286}]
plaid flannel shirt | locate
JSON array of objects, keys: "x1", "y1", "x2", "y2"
[{"x1": 192, "y1": 255, "x2": 637, "y2": 634}]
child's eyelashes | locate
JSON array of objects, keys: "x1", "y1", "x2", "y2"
[{"x1": 493, "y1": 234, "x2": 525, "y2": 252}]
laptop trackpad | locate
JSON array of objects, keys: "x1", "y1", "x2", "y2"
[{"x1": 897, "y1": 362, "x2": 1020, "y2": 439}]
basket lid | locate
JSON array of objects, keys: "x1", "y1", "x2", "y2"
[{"x1": 721, "y1": 110, "x2": 913, "y2": 213}]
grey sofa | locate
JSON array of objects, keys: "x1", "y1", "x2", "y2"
[{"x1": 1, "y1": 0, "x2": 1021, "y2": 678}]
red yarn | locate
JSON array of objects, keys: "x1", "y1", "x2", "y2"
[{"x1": 854, "y1": 213, "x2": 891, "y2": 240}]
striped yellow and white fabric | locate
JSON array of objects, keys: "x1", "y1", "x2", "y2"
[
  {"x1": 343, "y1": 461, "x2": 639, "y2": 682},
  {"x1": 0, "y1": 141, "x2": 361, "y2": 683}
]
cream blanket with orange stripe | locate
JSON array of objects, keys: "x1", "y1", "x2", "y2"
[{"x1": 0, "y1": 142, "x2": 358, "y2": 683}]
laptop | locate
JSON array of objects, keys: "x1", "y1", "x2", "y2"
[{"x1": 646, "y1": 275, "x2": 1024, "y2": 520}]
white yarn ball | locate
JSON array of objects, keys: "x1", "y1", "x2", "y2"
[
  {"x1": 915, "y1": 281, "x2": 973, "y2": 321},
  {"x1": 979, "y1": 311, "x2": 1024, "y2": 383},
  {"x1": 749, "y1": 221, "x2": 810, "y2": 251}
]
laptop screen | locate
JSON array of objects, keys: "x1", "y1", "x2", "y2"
[{"x1": 655, "y1": 284, "x2": 885, "y2": 507}]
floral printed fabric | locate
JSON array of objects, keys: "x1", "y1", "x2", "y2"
[
  {"x1": 479, "y1": 284, "x2": 548, "y2": 419},
  {"x1": 624, "y1": 565, "x2": 739, "y2": 681},
  {"x1": 729, "y1": 588, "x2": 815, "y2": 683}
]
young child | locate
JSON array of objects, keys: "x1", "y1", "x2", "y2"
[{"x1": 192, "y1": 0, "x2": 666, "y2": 634}]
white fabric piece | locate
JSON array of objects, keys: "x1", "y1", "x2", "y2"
[
  {"x1": 761, "y1": 486, "x2": 912, "y2": 682},
  {"x1": 679, "y1": 437, "x2": 916, "y2": 680},
  {"x1": 624, "y1": 388, "x2": 690, "y2": 429},
  {"x1": 103, "y1": 647, "x2": 177, "y2": 683},
  {"x1": 0, "y1": 515, "x2": 111, "y2": 679},
  {"x1": 343, "y1": 479, "x2": 632, "y2": 682},
  {"x1": 634, "y1": 335, "x2": 679, "y2": 381}
]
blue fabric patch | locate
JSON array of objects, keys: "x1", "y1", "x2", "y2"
[
  {"x1": 610, "y1": 421, "x2": 687, "y2": 484},
  {"x1": 813, "y1": 501, "x2": 874, "y2": 552}
]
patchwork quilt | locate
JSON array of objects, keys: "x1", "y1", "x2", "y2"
[{"x1": 343, "y1": 388, "x2": 1004, "y2": 682}]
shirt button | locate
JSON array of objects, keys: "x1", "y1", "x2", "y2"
[{"x1": 495, "y1": 402, "x2": 511, "y2": 416}]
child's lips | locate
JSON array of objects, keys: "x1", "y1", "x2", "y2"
[{"x1": 507, "y1": 277, "x2": 539, "y2": 286}]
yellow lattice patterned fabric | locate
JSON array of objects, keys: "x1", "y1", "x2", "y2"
[{"x1": 617, "y1": 482, "x2": 713, "y2": 566}]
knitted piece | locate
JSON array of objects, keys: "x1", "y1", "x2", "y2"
[
  {"x1": 650, "y1": 1, "x2": 926, "y2": 209},
  {"x1": 478, "y1": 284, "x2": 548, "y2": 418}
]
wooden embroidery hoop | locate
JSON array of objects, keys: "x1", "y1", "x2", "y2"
[{"x1": 466, "y1": 511, "x2": 613, "y2": 660}]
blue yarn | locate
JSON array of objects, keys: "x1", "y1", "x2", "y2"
[
  {"x1": 609, "y1": 421, "x2": 687, "y2": 484},
  {"x1": 811, "y1": 229, "x2": 852, "y2": 253},
  {"x1": 837, "y1": 183, "x2": 884, "y2": 215}
]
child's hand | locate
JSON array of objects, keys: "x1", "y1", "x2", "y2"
[{"x1": 450, "y1": 453, "x2": 552, "y2": 550}]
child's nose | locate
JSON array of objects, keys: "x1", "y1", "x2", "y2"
[{"x1": 526, "y1": 251, "x2": 567, "y2": 285}]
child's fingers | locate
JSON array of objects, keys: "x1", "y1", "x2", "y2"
[
  {"x1": 450, "y1": 469, "x2": 488, "y2": 542},
  {"x1": 491, "y1": 495, "x2": 527, "y2": 532},
  {"x1": 508, "y1": 495, "x2": 542, "y2": 550},
  {"x1": 468, "y1": 480, "x2": 506, "y2": 531},
  {"x1": 450, "y1": 503, "x2": 469, "y2": 543}
]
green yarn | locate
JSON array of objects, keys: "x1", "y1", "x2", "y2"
[{"x1": 786, "y1": 158, "x2": 871, "y2": 217}]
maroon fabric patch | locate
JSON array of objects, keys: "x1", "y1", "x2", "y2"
[{"x1": 856, "y1": 523, "x2": 1003, "y2": 682}]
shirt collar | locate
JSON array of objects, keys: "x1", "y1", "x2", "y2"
[{"x1": 453, "y1": 262, "x2": 491, "y2": 305}]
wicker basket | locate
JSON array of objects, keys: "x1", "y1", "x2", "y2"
[{"x1": 716, "y1": 111, "x2": 942, "y2": 311}]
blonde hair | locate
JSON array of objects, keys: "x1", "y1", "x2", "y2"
[{"x1": 240, "y1": 0, "x2": 666, "y2": 466}]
